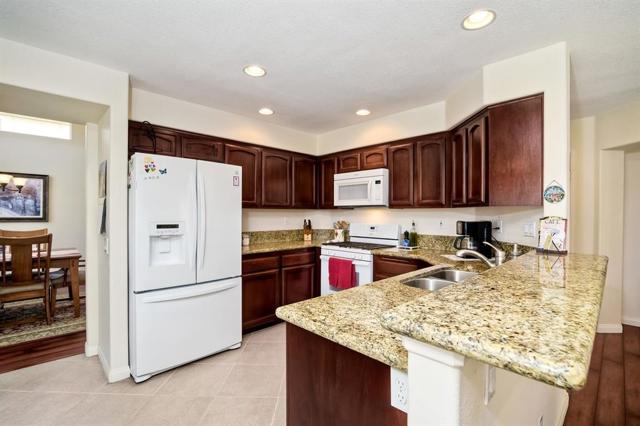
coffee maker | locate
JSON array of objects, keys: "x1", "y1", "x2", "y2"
[{"x1": 454, "y1": 221, "x2": 493, "y2": 258}]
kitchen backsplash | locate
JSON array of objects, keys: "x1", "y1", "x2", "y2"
[{"x1": 245, "y1": 229, "x2": 335, "y2": 244}]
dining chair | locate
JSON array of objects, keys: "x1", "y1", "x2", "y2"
[{"x1": 0, "y1": 234, "x2": 54, "y2": 324}]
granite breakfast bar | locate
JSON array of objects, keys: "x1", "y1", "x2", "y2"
[{"x1": 276, "y1": 250, "x2": 608, "y2": 426}]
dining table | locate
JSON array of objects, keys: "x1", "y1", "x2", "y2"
[{"x1": 2, "y1": 248, "x2": 82, "y2": 317}]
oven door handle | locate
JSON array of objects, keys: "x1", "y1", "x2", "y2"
[{"x1": 320, "y1": 255, "x2": 371, "y2": 267}]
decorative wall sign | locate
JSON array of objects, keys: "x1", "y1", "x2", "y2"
[
  {"x1": 537, "y1": 216, "x2": 568, "y2": 254},
  {"x1": 0, "y1": 172, "x2": 49, "y2": 222},
  {"x1": 543, "y1": 180, "x2": 565, "y2": 204}
]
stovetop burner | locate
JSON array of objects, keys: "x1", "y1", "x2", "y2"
[{"x1": 322, "y1": 241, "x2": 395, "y2": 250}]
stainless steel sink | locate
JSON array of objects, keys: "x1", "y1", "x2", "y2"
[
  {"x1": 427, "y1": 269, "x2": 477, "y2": 283},
  {"x1": 404, "y1": 277, "x2": 456, "y2": 292},
  {"x1": 403, "y1": 269, "x2": 478, "y2": 292}
]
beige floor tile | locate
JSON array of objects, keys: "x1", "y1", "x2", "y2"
[
  {"x1": 129, "y1": 395, "x2": 212, "y2": 426},
  {"x1": 238, "y1": 342, "x2": 285, "y2": 366},
  {"x1": 245, "y1": 323, "x2": 285, "y2": 343},
  {"x1": 156, "y1": 363, "x2": 233, "y2": 397},
  {"x1": 0, "y1": 390, "x2": 85, "y2": 426},
  {"x1": 198, "y1": 396, "x2": 276, "y2": 426},
  {"x1": 273, "y1": 398, "x2": 286, "y2": 426},
  {"x1": 96, "y1": 369, "x2": 172, "y2": 395},
  {"x1": 0, "y1": 360, "x2": 67, "y2": 391},
  {"x1": 219, "y1": 364, "x2": 283, "y2": 397},
  {"x1": 195, "y1": 344, "x2": 245, "y2": 365},
  {"x1": 31, "y1": 358, "x2": 108, "y2": 393},
  {"x1": 51, "y1": 393, "x2": 149, "y2": 426}
]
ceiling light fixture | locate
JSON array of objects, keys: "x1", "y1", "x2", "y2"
[
  {"x1": 258, "y1": 107, "x2": 274, "y2": 115},
  {"x1": 462, "y1": 9, "x2": 496, "y2": 30},
  {"x1": 356, "y1": 109, "x2": 371, "y2": 116},
  {"x1": 243, "y1": 65, "x2": 267, "y2": 77}
]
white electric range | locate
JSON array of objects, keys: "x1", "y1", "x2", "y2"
[{"x1": 320, "y1": 223, "x2": 400, "y2": 295}]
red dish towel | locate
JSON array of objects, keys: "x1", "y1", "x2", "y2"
[{"x1": 328, "y1": 257, "x2": 357, "y2": 290}]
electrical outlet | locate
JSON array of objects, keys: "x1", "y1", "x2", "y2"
[
  {"x1": 523, "y1": 222, "x2": 536, "y2": 238},
  {"x1": 492, "y1": 220, "x2": 503, "y2": 234},
  {"x1": 390, "y1": 368, "x2": 408, "y2": 413},
  {"x1": 439, "y1": 220, "x2": 445, "y2": 229},
  {"x1": 538, "y1": 415, "x2": 544, "y2": 426}
]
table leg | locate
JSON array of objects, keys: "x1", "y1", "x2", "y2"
[{"x1": 70, "y1": 258, "x2": 80, "y2": 317}]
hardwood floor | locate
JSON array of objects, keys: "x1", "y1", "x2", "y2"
[
  {"x1": 0, "y1": 330, "x2": 85, "y2": 373},
  {"x1": 565, "y1": 325, "x2": 640, "y2": 426}
]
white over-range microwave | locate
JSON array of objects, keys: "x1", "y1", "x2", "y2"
[{"x1": 333, "y1": 168, "x2": 389, "y2": 207}]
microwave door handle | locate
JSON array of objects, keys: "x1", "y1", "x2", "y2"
[{"x1": 367, "y1": 180, "x2": 373, "y2": 201}]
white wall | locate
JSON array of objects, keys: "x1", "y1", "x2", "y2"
[
  {"x1": 0, "y1": 124, "x2": 86, "y2": 253},
  {"x1": 0, "y1": 37, "x2": 130, "y2": 381},
  {"x1": 623, "y1": 151, "x2": 640, "y2": 326},
  {"x1": 130, "y1": 88, "x2": 317, "y2": 155}
]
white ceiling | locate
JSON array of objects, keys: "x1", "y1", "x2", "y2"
[{"x1": 0, "y1": 0, "x2": 638, "y2": 133}]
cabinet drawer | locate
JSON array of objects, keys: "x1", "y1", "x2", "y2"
[
  {"x1": 282, "y1": 250, "x2": 316, "y2": 267},
  {"x1": 242, "y1": 255, "x2": 280, "y2": 274}
]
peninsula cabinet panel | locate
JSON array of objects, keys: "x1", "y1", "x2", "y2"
[
  {"x1": 361, "y1": 145, "x2": 388, "y2": 170},
  {"x1": 242, "y1": 269, "x2": 281, "y2": 331},
  {"x1": 415, "y1": 135, "x2": 448, "y2": 207},
  {"x1": 262, "y1": 150, "x2": 292, "y2": 207},
  {"x1": 225, "y1": 143, "x2": 262, "y2": 208},
  {"x1": 282, "y1": 264, "x2": 315, "y2": 306},
  {"x1": 488, "y1": 95, "x2": 543, "y2": 206},
  {"x1": 374, "y1": 255, "x2": 429, "y2": 281},
  {"x1": 450, "y1": 127, "x2": 467, "y2": 206},
  {"x1": 292, "y1": 155, "x2": 317, "y2": 209},
  {"x1": 319, "y1": 156, "x2": 338, "y2": 208},
  {"x1": 181, "y1": 136, "x2": 224, "y2": 162},
  {"x1": 129, "y1": 124, "x2": 180, "y2": 157},
  {"x1": 337, "y1": 152, "x2": 361, "y2": 173},
  {"x1": 466, "y1": 114, "x2": 488, "y2": 206},
  {"x1": 388, "y1": 142, "x2": 414, "y2": 207}
]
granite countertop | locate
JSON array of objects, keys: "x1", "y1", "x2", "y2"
[
  {"x1": 242, "y1": 240, "x2": 326, "y2": 255},
  {"x1": 276, "y1": 249, "x2": 608, "y2": 390}
]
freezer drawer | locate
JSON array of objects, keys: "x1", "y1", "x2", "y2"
[{"x1": 129, "y1": 278, "x2": 241, "y2": 380}]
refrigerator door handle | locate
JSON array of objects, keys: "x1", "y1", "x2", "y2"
[
  {"x1": 197, "y1": 171, "x2": 206, "y2": 270},
  {"x1": 144, "y1": 281, "x2": 239, "y2": 303}
]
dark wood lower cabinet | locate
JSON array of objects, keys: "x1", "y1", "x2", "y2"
[
  {"x1": 374, "y1": 255, "x2": 430, "y2": 281},
  {"x1": 241, "y1": 268, "x2": 281, "y2": 331},
  {"x1": 282, "y1": 264, "x2": 315, "y2": 305},
  {"x1": 286, "y1": 323, "x2": 407, "y2": 426}
]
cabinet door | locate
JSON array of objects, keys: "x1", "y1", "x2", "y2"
[
  {"x1": 225, "y1": 143, "x2": 262, "y2": 208},
  {"x1": 181, "y1": 136, "x2": 224, "y2": 162},
  {"x1": 388, "y1": 142, "x2": 414, "y2": 207},
  {"x1": 262, "y1": 150, "x2": 292, "y2": 207},
  {"x1": 282, "y1": 264, "x2": 315, "y2": 305},
  {"x1": 319, "y1": 157, "x2": 337, "y2": 208},
  {"x1": 373, "y1": 256, "x2": 429, "y2": 281},
  {"x1": 488, "y1": 95, "x2": 543, "y2": 206},
  {"x1": 242, "y1": 269, "x2": 281, "y2": 331},
  {"x1": 337, "y1": 152, "x2": 361, "y2": 173},
  {"x1": 361, "y1": 146, "x2": 388, "y2": 170},
  {"x1": 292, "y1": 155, "x2": 317, "y2": 209},
  {"x1": 415, "y1": 135, "x2": 448, "y2": 207},
  {"x1": 450, "y1": 127, "x2": 467, "y2": 206},
  {"x1": 129, "y1": 124, "x2": 179, "y2": 156},
  {"x1": 466, "y1": 115, "x2": 488, "y2": 206}
]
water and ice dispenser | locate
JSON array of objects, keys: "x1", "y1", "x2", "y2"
[{"x1": 148, "y1": 222, "x2": 186, "y2": 266}]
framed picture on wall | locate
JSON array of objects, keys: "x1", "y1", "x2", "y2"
[{"x1": 0, "y1": 172, "x2": 49, "y2": 222}]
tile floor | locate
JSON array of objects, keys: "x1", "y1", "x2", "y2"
[{"x1": 0, "y1": 323, "x2": 286, "y2": 426}]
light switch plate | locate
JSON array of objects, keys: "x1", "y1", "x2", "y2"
[{"x1": 523, "y1": 222, "x2": 537, "y2": 238}]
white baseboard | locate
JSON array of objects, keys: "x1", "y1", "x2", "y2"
[
  {"x1": 84, "y1": 342, "x2": 98, "y2": 357},
  {"x1": 98, "y1": 347, "x2": 130, "y2": 383},
  {"x1": 622, "y1": 317, "x2": 640, "y2": 327},
  {"x1": 597, "y1": 323, "x2": 623, "y2": 333}
]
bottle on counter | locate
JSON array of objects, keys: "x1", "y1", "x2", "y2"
[{"x1": 409, "y1": 220, "x2": 418, "y2": 247}]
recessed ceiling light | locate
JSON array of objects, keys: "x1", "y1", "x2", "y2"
[
  {"x1": 243, "y1": 65, "x2": 266, "y2": 77},
  {"x1": 356, "y1": 109, "x2": 371, "y2": 116},
  {"x1": 258, "y1": 107, "x2": 274, "y2": 115},
  {"x1": 462, "y1": 9, "x2": 496, "y2": 30}
]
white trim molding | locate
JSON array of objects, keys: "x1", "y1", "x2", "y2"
[
  {"x1": 99, "y1": 347, "x2": 130, "y2": 383},
  {"x1": 622, "y1": 317, "x2": 640, "y2": 327},
  {"x1": 597, "y1": 323, "x2": 623, "y2": 333}
]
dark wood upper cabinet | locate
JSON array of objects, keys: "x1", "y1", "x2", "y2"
[
  {"x1": 292, "y1": 155, "x2": 317, "y2": 209},
  {"x1": 361, "y1": 145, "x2": 388, "y2": 170},
  {"x1": 415, "y1": 134, "x2": 448, "y2": 207},
  {"x1": 181, "y1": 136, "x2": 224, "y2": 162},
  {"x1": 488, "y1": 95, "x2": 543, "y2": 206},
  {"x1": 319, "y1": 156, "x2": 337, "y2": 209},
  {"x1": 225, "y1": 143, "x2": 262, "y2": 208},
  {"x1": 450, "y1": 127, "x2": 467, "y2": 206},
  {"x1": 129, "y1": 123, "x2": 180, "y2": 157},
  {"x1": 388, "y1": 142, "x2": 414, "y2": 207},
  {"x1": 466, "y1": 114, "x2": 488, "y2": 206},
  {"x1": 337, "y1": 152, "x2": 361, "y2": 173},
  {"x1": 262, "y1": 150, "x2": 292, "y2": 207}
]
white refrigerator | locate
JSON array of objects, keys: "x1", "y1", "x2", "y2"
[{"x1": 128, "y1": 153, "x2": 242, "y2": 382}]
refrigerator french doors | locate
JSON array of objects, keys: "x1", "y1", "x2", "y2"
[{"x1": 128, "y1": 153, "x2": 242, "y2": 382}]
